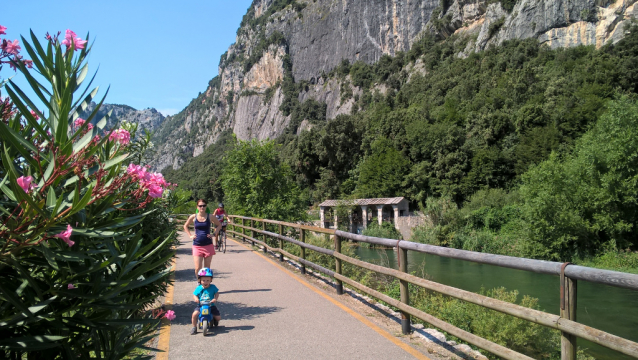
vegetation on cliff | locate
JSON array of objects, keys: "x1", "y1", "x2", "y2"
[{"x1": 166, "y1": 24, "x2": 638, "y2": 268}]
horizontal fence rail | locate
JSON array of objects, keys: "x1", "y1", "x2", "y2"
[{"x1": 225, "y1": 215, "x2": 638, "y2": 360}]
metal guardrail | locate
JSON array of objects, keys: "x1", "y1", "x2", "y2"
[{"x1": 227, "y1": 215, "x2": 638, "y2": 360}]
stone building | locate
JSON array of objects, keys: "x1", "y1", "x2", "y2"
[{"x1": 318, "y1": 197, "x2": 410, "y2": 234}]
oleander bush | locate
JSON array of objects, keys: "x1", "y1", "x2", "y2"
[{"x1": 0, "y1": 27, "x2": 177, "y2": 359}]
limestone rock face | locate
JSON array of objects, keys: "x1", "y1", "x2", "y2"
[
  {"x1": 79, "y1": 102, "x2": 166, "y2": 134},
  {"x1": 149, "y1": 0, "x2": 638, "y2": 172},
  {"x1": 449, "y1": 0, "x2": 637, "y2": 52},
  {"x1": 271, "y1": 0, "x2": 437, "y2": 81}
]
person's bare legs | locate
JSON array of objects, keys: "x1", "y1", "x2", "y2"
[
  {"x1": 193, "y1": 255, "x2": 204, "y2": 277},
  {"x1": 203, "y1": 255, "x2": 212, "y2": 269}
]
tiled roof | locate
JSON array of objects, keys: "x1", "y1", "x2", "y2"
[{"x1": 318, "y1": 197, "x2": 405, "y2": 207}]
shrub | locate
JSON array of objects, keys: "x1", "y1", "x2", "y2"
[
  {"x1": 362, "y1": 222, "x2": 403, "y2": 240},
  {"x1": 0, "y1": 28, "x2": 176, "y2": 358}
]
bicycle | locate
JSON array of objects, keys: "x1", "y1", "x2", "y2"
[{"x1": 216, "y1": 226, "x2": 227, "y2": 253}]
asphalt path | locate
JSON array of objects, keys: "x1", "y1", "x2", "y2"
[{"x1": 165, "y1": 231, "x2": 422, "y2": 359}]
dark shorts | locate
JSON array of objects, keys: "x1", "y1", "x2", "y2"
[{"x1": 194, "y1": 305, "x2": 220, "y2": 317}]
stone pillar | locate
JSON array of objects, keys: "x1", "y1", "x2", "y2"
[
  {"x1": 377, "y1": 206, "x2": 383, "y2": 226},
  {"x1": 393, "y1": 205, "x2": 400, "y2": 230},
  {"x1": 320, "y1": 207, "x2": 325, "y2": 228},
  {"x1": 334, "y1": 212, "x2": 338, "y2": 230},
  {"x1": 349, "y1": 210, "x2": 354, "y2": 233},
  {"x1": 361, "y1": 206, "x2": 368, "y2": 229}
]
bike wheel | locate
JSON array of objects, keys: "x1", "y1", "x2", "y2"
[{"x1": 202, "y1": 320, "x2": 208, "y2": 336}]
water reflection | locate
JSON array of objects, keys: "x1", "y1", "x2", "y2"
[{"x1": 355, "y1": 246, "x2": 638, "y2": 360}]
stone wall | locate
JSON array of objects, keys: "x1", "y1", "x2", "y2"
[{"x1": 396, "y1": 214, "x2": 427, "y2": 240}]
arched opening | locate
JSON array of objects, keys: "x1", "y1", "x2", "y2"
[
  {"x1": 324, "y1": 207, "x2": 334, "y2": 229},
  {"x1": 352, "y1": 206, "x2": 363, "y2": 234},
  {"x1": 382, "y1": 205, "x2": 394, "y2": 224},
  {"x1": 367, "y1": 205, "x2": 378, "y2": 226}
]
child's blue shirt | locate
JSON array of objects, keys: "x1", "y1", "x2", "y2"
[{"x1": 194, "y1": 284, "x2": 219, "y2": 304}]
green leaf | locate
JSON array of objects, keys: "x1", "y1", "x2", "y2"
[
  {"x1": 76, "y1": 63, "x2": 89, "y2": 88},
  {"x1": 5, "y1": 84, "x2": 49, "y2": 131},
  {"x1": 39, "y1": 245, "x2": 60, "y2": 270},
  {"x1": 104, "y1": 154, "x2": 129, "y2": 170},
  {"x1": 72, "y1": 127, "x2": 95, "y2": 153},
  {"x1": 68, "y1": 185, "x2": 93, "y2": 216},
  {"x1": 0, "y1": 119, "x2": 39, "y2": 168},
  {"x1": 46, "y1": 186, "x2": 57, "y2": 208},
  {"x1": 43, "y1": 156, "x2": 55, "y2": 183},
  {"x1": 0, "y1": 335, "x2": 66, "y2": 350}
]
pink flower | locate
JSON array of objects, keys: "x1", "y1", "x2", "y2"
[
  {"x1": 164, "y1": 310, "x2": 176, "y2": 321},
  {"x1": 74, "y1": 38, "x2": 87, "y2": 50},
  {"x1": 62, "y1": 29, "x2": 86, "y2": 51},
  {"x1": 54, "y1": 224, "x2": 74, "y2": 247},
  {"x1": 0, "y1": 25, "x2": 7, "y2": 35},
  {"x1": 74, "y1": 118, "x2": 86, "y2": 127},
  {"x1": 30, "y1": 110, "x2": 39, "y2": 120},
  {"x1": 23, "y1": 59, "x2": 33, "y2": 69},
  {"x1": 16, "y1": 176, "x2": 36, "y2": 193},
  {"x1": 127, "y1": 163, "x2": 142, "y2": 176},
  {"x1": 148, "y1": 184, "x2": 163, "y2": 198},
  {"x1": 68, "y1": 284, "x2": 76, "y2": 289},
  {"x1": 109, "y1": 129, "x2": 131, "y2": 145},
  {"x1": 87, "y1": 123, "x2": 93, "y2": 130},
  {"x1": 5, "y1": 40, "x2": 20, "y2": 55}
]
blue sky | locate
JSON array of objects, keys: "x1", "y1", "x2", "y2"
[{"x1": 2, "y1": 0, "x2": 253, "y2": 116}]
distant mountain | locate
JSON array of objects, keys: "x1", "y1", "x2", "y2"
[{"x1": 79, "y1": 102, "x2": 166, "y2": 134}]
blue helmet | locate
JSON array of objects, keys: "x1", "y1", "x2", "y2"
[{"x1": 197, "y1": 267, "x2": 213, "y2": 278}]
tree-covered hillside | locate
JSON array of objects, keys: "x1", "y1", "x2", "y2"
[{"x1": 165, "y1": 26, "x2": 638, "y2": 265}]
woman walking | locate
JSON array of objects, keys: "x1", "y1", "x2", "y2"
[{"x1": 183, "y1": 199, "x2": 223, "y2": 278}]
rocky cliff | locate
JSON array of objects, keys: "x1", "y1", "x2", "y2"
[
  {"x1": 150, "y1": 0, "x2": 638, "y2": 171},
  {"x1": 80, "y1": 102, "x2": 166, "y2": 134}
]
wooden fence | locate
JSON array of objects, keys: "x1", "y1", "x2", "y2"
[{"x1": 225, "y1": 214, "x2": 638, "y2": 360}]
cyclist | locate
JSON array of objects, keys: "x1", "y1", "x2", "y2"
[{"x1": 213, "y1": 203, "x2": 227, "y2": 250}]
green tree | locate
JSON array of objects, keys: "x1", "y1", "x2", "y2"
[
  {"x1": 356, "y1": 138, "x2": 410, "y2": 198},
  {"x1": 221, "y1": 137, "x2": 306, "y2": 220},
  {"x1": 520, "y1": 97, "x2": 638, "y2": 260}
]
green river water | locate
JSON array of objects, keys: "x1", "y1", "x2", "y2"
[{"x1": 355, "y1": 246, "x2": 638, "y2": 360}]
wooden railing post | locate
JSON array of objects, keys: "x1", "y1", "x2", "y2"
[
  {"x1": 561, "y1": 263, "x2": 577, "y2": 360},
  {"x1": 262, "y1": 221, "x2": 267, "y2": 253},
  {"x1": 241, "y1": 218, "x2": 246, "y2": 242},
  {"x1": 335, "y1": 235, "x2": 343, "y2": 295},
  {"x1": 300, "y1": 228, "x2": 306, "y2": 275},
  {"x1": 399, "y1": 246, "x2": 411, "y2": 335},
  {"x1": 250, "y1": 219, "x2": 255, "y2": 246},
  {"x1": 278, "y1": 224, "x2": 284, "y2": 261}
]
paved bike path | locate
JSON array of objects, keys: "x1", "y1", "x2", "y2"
[{"x1": 165, "y1": 232, "x2": 421, "y2": 359}]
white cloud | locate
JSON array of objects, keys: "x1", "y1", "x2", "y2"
[{"x1": 158, "y1": 108, "x2": 179, "y2": 116}]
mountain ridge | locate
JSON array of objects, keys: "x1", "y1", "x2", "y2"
[{"x1": 148, "y1": 0, "x2": 638, "y2": 172}]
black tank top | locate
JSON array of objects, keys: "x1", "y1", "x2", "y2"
[{"x1": 193, "y1": 216, "x2": 212, "y2": 246}]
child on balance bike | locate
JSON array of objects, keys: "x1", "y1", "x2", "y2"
[{"x1": 191, "y1": 267, "x2": 221, "y2": 335}]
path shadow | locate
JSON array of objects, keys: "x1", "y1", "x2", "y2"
[
  {"x1": 225, "y1": 249, "x2": 250, "y2": 253},
  {"x1": 175, "y1": 247, "x2": 192, "y2": 255},
  {"x1": 218, "y1": 289, "x2": 271, "y2": 295},
  {"x1": 222, "y1": 301, "x2": 282, "y2": 321},
  {"x1": 169, "y1": 301, "x2": 282, "y2": 325},
  {"x1": 199, "y1": 325, "x2": 256, "y2": 337},
  {"x1": 173, "y1": 268, "x2": 232, "y2": 282}
]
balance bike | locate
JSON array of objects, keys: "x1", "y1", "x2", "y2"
[{"x1": 198, "y1": 301, "x2": 213, "y2": 336}]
